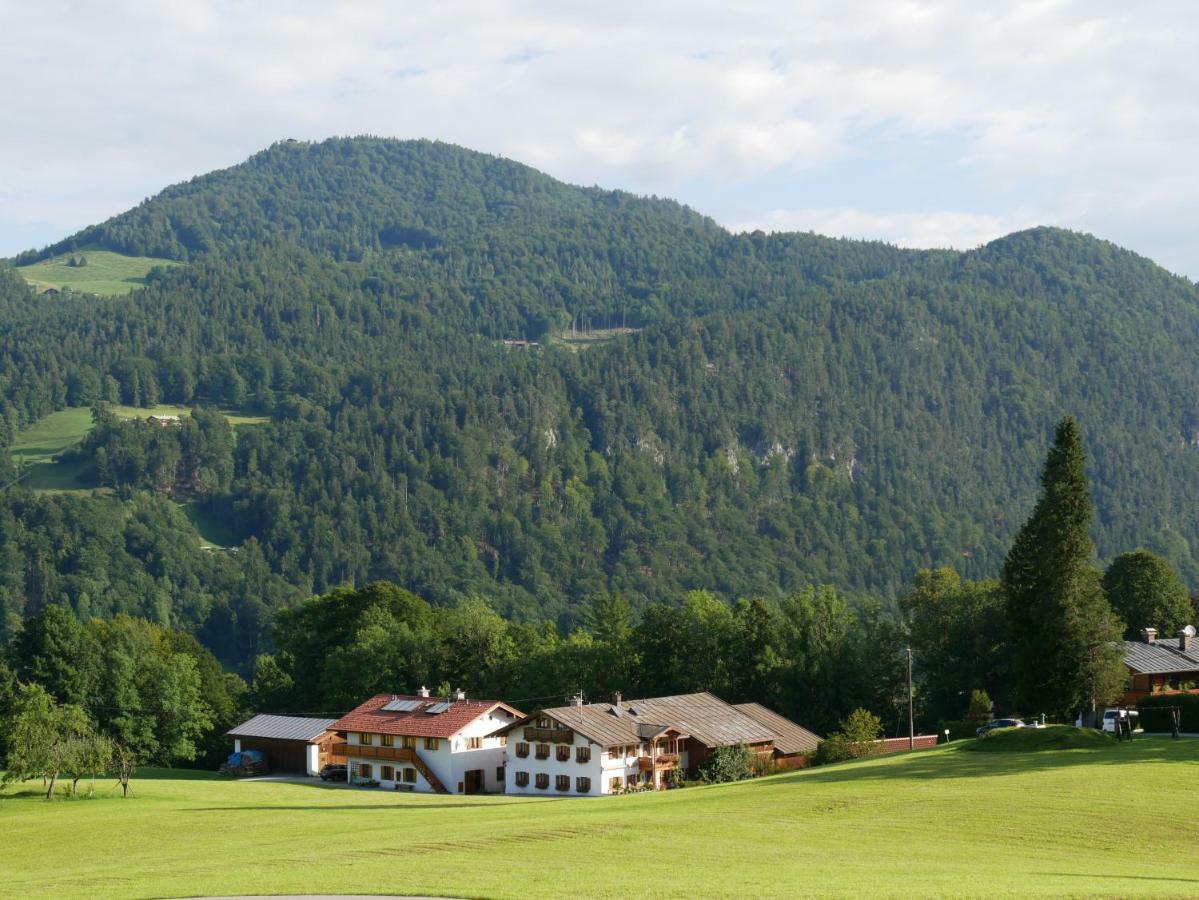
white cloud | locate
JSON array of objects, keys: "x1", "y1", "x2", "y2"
[
  {"x1": 0, "y1": 1, "x2": 1195, "y2": 276},
  {"x1": 726, "y1": 208, "x2": 1034, "y2": 251}
]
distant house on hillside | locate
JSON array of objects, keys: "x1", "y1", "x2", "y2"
[
  {"x1": 226, "y1": 714, "x2": 345, "y2": 775},
  {"x1": 332, "y1": 688, "x2": 523, "y2": 794},
  {"x1": 147, "y1": 414, "x2": 182, "y2": 427},
  {"x1": 490, "y1": 691, "x2": 821, "y2": 797},
  {"x1": 1121, "y1": 626, "x2": 1199, "y2": 703}
]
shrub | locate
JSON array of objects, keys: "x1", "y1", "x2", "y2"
[
  {"x1": 841, "y1": 708, "x2": 883, "y2": 757},
  {"x1": 965, "y1": 689, "x2": 993, "y2": 726},
  {"x1": 812, "y1": 732, "x2": 852, "y2": 765},
  {"x1": 697, "y1": 744, "x2": 755, "y2": 783}
]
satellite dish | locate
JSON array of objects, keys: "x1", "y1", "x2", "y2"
[{"x1": 1185, "y1": 625, "x2": 1196, "y2": 637}]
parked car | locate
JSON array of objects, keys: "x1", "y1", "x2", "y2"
[
  {"x1": 1100, "y1": 708, "x2": 1141, "y2": 734},
  {"x1": 976, "y1": 718, "x2": 1025, "y2": 737},
  {"x1": 320, "y1": 763, "x2": 348, "y2": 782}
]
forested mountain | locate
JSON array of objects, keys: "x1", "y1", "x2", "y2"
[{"x1": 3, "y1": 137, "x2": 1199, "y2": 670}]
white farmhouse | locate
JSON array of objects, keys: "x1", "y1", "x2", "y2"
[
  {"x1": 331, "y1": 688, "x2": 523, "y2": 794},
  {"x1": 492, "y1": 691, "x2": 816, "y2": 797}
]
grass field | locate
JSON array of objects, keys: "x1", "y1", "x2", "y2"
[
  {"x1": 3, "y1": 736, "x2": 1198, "y2": 898},
  {"x1": 9, "y1": 405, "x2": 269, "y2": 492},
  {"x1": 16, "y1": 248, "x2": 180, "y2": 296},
  {"x1": 550, "y1": 326, "x2": 642, "y2": 350}
]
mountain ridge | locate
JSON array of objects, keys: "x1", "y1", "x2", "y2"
[{"x1": 2, "y1": 136, "x2": 1198, "y2": 667}]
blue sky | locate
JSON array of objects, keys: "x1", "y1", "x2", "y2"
[{"x1": 1, "y1": 1, "x2": 1196, "y2": 277}]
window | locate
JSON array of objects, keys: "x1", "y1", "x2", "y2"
[
  {"x1": 608, "y1": 746, "x2": 620, "y2": 760},
  {"x1": 359, "y1": 763, "x2": 372, "y2": 778},
  {"x1": 381, "y1": 765, "x2": 395, "y2": 781},
  {"x1": 576, "y1": 777, "x2": 591, "y2": 793},
  {"x1": 535, "y1": 773, "x2": 549, "y2": 790},
  {"x1": 515, "y1": 742, "x2": 529, "y2": 758},
  {"x1": 515, "y1": 771, "x2": 529, "y2": 787},
  {"x1": 609, "y1": 775, "x2": 622, "y2": 792},
  {"x1": 538, "y1": 716, "x2": 552, "y2": 728},
  {"x1": 359, "y1": 733, "x2": 373, "y2": 746},
  {"x1": 626, "y1": 745, "x2": 636, "y2": 757},
  {"x1": 576, "y1": 746, "x2": 591, "y2": 763},
  {"x1": 555, "y1": 774, "x2": 570, "y2": 792},
  {"x1": 496, "y1": 767, "x2": 505, "y2": 783},
  {"x1": 424, "y1": 737, "x2": 440, "y2": 751},
  {"x1": 466, "y1": 736, "x2": 483, "y2": 750},
  {"x1": 556, "y1": 745, "x2": 571, "y2": 762},
  {"x1": 641, "y1": 742, "x2": 650, "y2": 754},
  {"x1": 382, "y1": 734, "x2": 394, "y2": 747},
  {"x1": 402, "y1": 767, "x2": 417, "y2": 783},
  {"x1": 402, "y1": 736, "x2": 417, "y2": 749},
  {"x1": 497, "y1": 735, "x2": 507, "y2": 746},
  {"x1": 535, "y1": 743, "x2": 550, "y2": 760}
]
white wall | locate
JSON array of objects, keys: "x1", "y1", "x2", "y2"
[
  {"x1": 343, "y1": 705, "x2": 519, "y2": 794},
  {"x1": 504, "y1": 722, "x2": 605, "y2": 796},
  {"x1": 306, "y1": 743, "x2": 320, "y2": 776}
]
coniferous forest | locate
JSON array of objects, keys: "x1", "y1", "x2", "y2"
[{"x1": 2, "y1": 137, "x2": 1199, "y2": 738}]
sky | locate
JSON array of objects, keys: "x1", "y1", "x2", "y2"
[{"x1": 1, "y1": 1, "x2": 1196, "y2": 277}]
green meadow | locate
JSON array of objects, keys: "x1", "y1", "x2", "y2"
[
  {"x1": 16, "y1": 248, "x2": 180, "y2": 296},
  {"x1": 3, "y1": 736, "x2": 1198, "y2": 898},
  {"x1": 8, "y1": 406, "x2": 268, "y2": 545}
]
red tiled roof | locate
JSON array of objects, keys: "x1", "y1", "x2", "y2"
[{"x1": 331, "y1": 694, "x2": 523, "y2": 739}]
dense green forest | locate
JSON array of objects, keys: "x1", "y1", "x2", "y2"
[{"x1": 3, "y1": 137, "x2": 1199, "y2": 676}]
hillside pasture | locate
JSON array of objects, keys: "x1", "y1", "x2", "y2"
[
  {"x1": 16, "y1": 248, "x2": 180, "y2": 296},
  {"x1": 2, "y1": 737, "x2": 1198, "y2": 898},
  {"x1": 9, "y1": 405, "x2": 268, "y2": 496},
  {"x1": 15, "y1": 248, "x2": 179, "y2": 297}
]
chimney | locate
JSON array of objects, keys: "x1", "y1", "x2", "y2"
[
  {"x1": 613, "y1": 691, "x2": 622, "y2": 709},
  {"x1": 454, "y1": 688, "x2": 466, "y2": 701},
  {"x1": 569, "y1": 692, "x2": 585, "y2": 707},
  {"x1": 1179, "y1": 626, "x2": 1196, "y2": 653},
  {"x1": 1142, "y1": 628, "x2": 1157, "y2": 645},
  {"x1": 417, "y1": 686, "x2": 430, "y2": 698}
]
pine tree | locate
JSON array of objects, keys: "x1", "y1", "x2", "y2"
[{"x1": 1002, "y1": 418, "x2": 1126, "y2": 718}]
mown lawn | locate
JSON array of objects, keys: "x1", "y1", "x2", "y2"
[
  {"x1": 2, "y1": 737, "x2": 1198, "y2": 898},
  {"x1": 16, "y1": 248, "x2": 180, "y2": 296}
]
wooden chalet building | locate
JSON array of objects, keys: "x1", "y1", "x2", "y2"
[
  {"x1": 492, "y1": 691, "x2": 821, "y2": 797},
  {"x1": 1121, "y1": 626, "x2": 1199, "y2": 704},
  {"x1": 332, "y1": 688, "x2": 523, "y2": 794}
]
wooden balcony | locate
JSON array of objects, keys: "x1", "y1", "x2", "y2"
[
  {"x1": 523, "y1": 727, "x2": 574, "y2": 744},
  {"x1": 346, "y1": 745, "x2": 416, "y2": 763},
  {"x1": 638, "y1": 752, "x2": 680, "y2": 771}
]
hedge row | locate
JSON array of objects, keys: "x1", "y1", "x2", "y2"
[{"x1": 1135, "y1": 692, "x2": 1199, "y2": 732}]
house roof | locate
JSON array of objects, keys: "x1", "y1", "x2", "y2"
[
  {"x1": 732, "y1": 702, "x2": 822, "y2": 755},
  {"x1": 494, "y1": 692, "x2": 781, "y2": 748},
  {"x1": 1123, "y1": 640, "x2": 1199, "y2": 675},
  {"x1": 331, "y1": 694, "x2": 524, "y2": 739},
  {"x1": 226, "y1": 714, "x2": 337, "y2": 743}
]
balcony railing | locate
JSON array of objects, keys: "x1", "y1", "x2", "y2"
[
  {"x1": 638, "y1": 752, "x2": 680, "y2": 771},
  {"x1": 346, "y1": 745, "x2": 417, "y2": 763}
]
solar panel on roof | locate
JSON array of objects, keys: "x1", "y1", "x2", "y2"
[
  {"x1": 426, "y1": 701, "x2": 453, "y2": 714},
  {"x1": 381, "y1": 699, "x2": 423, "y2": 712}
]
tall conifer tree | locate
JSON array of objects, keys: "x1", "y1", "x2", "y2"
[{"x1": 1002, "y1": 418, "x2": 1125, "y2": 717}]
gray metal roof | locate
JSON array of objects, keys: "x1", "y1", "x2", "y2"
[
  {"x1": 732, "y1": 702, "x2": 822, "y2": 755},
  {"x1": 1123, "y1": 640, "x2": 1199, "y2": 675},
  {"x1": 226, "y1": 714, "x2": 337, "y2": 742},
  {"x1": 504, "y1": 692, "x2": 780, "y2": 748}
]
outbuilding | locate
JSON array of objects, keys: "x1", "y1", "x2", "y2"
[{"x1": 226, "y1": 714, "x2": 346, "y2": 776}]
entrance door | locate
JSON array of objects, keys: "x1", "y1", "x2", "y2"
[{"x1": 464, "y1": 769, "x2": 484, "y2": 794}]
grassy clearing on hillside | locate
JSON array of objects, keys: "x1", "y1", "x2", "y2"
[
  {"x1": 16, "y1": 248, "x2": 180, "y2": 296},
  {"x1": 3, "y1": 738, "x2": 1199, "y2": 898},
  {"x1": 8, "y1": 406, "x2": 267, "y2": 505},
  {"x1": 550, "y1": 326, "x2": 642, "y2": 350}
]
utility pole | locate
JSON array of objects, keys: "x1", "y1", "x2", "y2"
[{"x1": 907, "y1": 647, "x2": 914, "y2": 750}]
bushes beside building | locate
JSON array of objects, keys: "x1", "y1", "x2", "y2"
[{"x1": 1135, "y1": 692, "x2": 1199, "y2": 732}]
